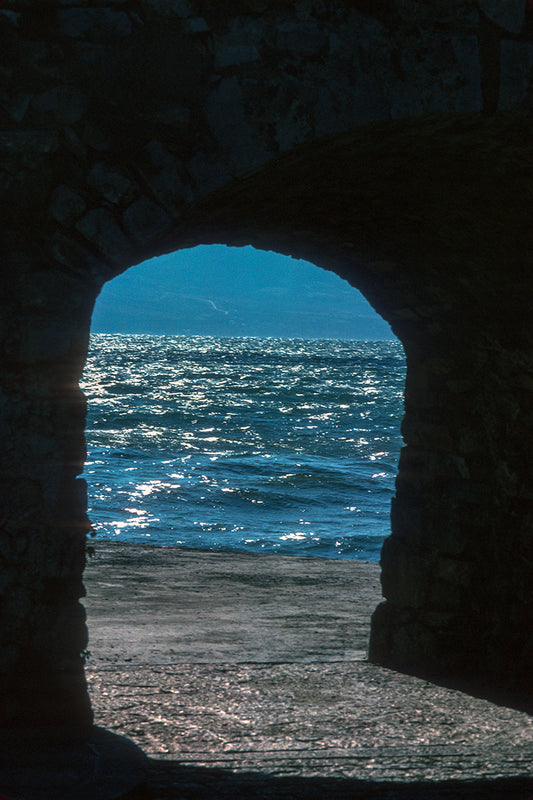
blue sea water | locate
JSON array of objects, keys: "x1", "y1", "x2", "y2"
[{"x1": 81, "y1": 335, "x2": 405, "y2": 561}]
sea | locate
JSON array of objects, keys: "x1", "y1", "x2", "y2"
[{"x1": 81, "y1": 335, "x2": 405, "y2": 561}]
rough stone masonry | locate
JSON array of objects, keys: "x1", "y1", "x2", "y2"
[{"x1": 0, "y1": 0, "x2": 532, "y2": 728}]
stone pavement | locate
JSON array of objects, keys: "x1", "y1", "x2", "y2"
[{"x1": 83, "y1": 543, "x2": 533, "y2": 799}]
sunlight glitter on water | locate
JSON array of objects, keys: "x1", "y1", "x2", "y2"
[{"x1": 82, "y1": 335, "x2": 406, "y2": 559}]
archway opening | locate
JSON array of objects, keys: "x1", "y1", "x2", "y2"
[
  {"x1": 81, "y1": 242, "x2": 410, "y2": 758},
  {"x1": 82, "y1": 244, "x2": 405, "y2": 563}
]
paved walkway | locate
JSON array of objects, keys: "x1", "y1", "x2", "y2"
[{"x1": 83, "y1": 543, "x2": 533, "y2": 799}]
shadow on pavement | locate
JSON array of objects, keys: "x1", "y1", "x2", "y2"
[{"x1": 124, "y1": 761, "x2": 533, "y2": 800}]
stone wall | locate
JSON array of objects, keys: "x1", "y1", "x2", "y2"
[{"x1": 1, "y1": 0, "x2": 532, "y2": 726}]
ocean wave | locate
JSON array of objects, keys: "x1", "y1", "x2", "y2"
[{"x1": 82, "y1": 335, "x2": 405, "y2": 560}]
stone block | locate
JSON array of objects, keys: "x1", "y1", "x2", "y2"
[
  {"x1": 436, "y1": 524, "x2": 469, "y2": 557},
  {"x1": 427, "y1": 577, "x2": 466, "y2": 611},
  {"x1": 499, "y1": 40, "x2": 533, "y2": 109},
  {"x1": 0, "y1": 91, "x2": 32, "y2": 123},
  {"x1": 351, "y1": 73, "x2": 390, "y2": 124},
  {"x1": 52, "y1": 232, "x2": 111, "y2": 283},
  {"x1": 276, "y1": 22, "x2": 328, "y2": 56},
  {"x1": 226, "y1": 15, "x2": 266, "y2": 41},
  {"x1": 0, "y1": 572, "x2": 11, "y2": 596},
  {"x1": 4, "y1": 587, "x2": 32, "y2": 621},
  {"x1": 275, "y1": 103, "x2": 312, "y2": 151},
  {"x1": 58, "y1": 9, "x2": 132, "y2": 41},
  {"x1": 0, "y1": 644, "x2": 18, "y2": 672},
  {"x1": 516, "y1": 371, "x2": 533, "y2": 392},
  {"x1": 390, "y1": 81, "x2": 426, "y2": 119},
  {"x1": 183, "y1": 17, "x2": 210, "y2": 34},
  {"x1": 205, "y1": 77, "x2": 247, "y2": 150},
  {"x1": 215, "y1": 44, "x2": 260, "y2": 70},
  {"x1": 50, "y1": 185, "x2": 87, "y2": 226},
  {"x1": 140, "y1": 140, "x2": 193, "y2": 209},
  {"x1": 450, "y1": 34, "x2": 483, "y2": 112},
  {"x1": 380, "y1": 537, "x2": 432, "y2": 609},
  {"x1": 0, "y1": 10, "x2": 21, "y2": 26},
  {"x1": 76, "y1": 208, "x2": 134, "y2": 265},
  {"x1": 313, "y1": 85, "x2": 348, "y2": 137},
  {"x1": 122, "y1": 196, "x2": 173, "y2": 245},
  {"x1": 187, "y1": 151, "x2": 232, "y2": 194},
  {"x1": 82, "y1": 124, "x2": 113, "y2": 153},
  {"x1": 32, "y1": 86, "x2": 87, "y2": 125},
  {"x1": 436, "y1": 556, "x2": 470, "y2": 586},
  {"x1": 146, "y1": 0, "x2": 194, "y2": 17},
  {"x1": 478, "y1": 0, "x2": 525, "y2": 33},
  {"x1": 154, "y1": 103, "x2": 191, "y2": 130},
  {"x1": 0, "y1": 131, "x2": 58, "y2": 154},
  {"x1": 393, "y1": 0, "x2": 479, "y2": 30},
  {"x1": 144, "y1": 139, "x2": 173, "y2": 171},
  {"x1": 75, "y1": 478, "x2": 88, "y2": 518},
  {"x1": 17, "y1": 323, "x2": 72, "y2": 363},
  {"x1": 447, "y1": 454, "x2": 471, "y2": 479},
  {"x1": 88, "y1": 163, "x2": 132, "y2": 204}
]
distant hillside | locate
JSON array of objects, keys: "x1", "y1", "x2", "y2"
[{"x1": 91, "y1": 245, "x2": 395, "y2": 340}]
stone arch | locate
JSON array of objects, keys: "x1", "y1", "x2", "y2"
[{"x1": 1, "y1": 1, "x2": 533, "y2": 729}]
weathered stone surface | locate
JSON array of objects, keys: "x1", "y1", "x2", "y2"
[
  {"x1": 87, "y1": 163, "x2": 132, "y2": 204},
  {"x1": 183, "y1": 16, "x2": 211, "y2": 34},
  {"x1": 499, "y1": 39, "x2": 533, "y2": 108},
  {"x1": 214, "y1": 43, "x2": 260, "y2": 69},
  {"x1": 276, "y1": 21, "x2": 329, "y2": 56},
  {"x1": 122, "y1": 196, "x2": 174, "y2": 245},
  {"x1": 0, "y1": 131, "x2": 58, "y2": 154},
  {"x1": 0, "y1": 10, "x2": 21, "y2": 27},
  {"x1": 31, "y1": 85, "x2": 87, "y2": 125},
  {"x1": 478, "y1": 0, "x2": 526, "y2": 32},
  {"x1": 0, "y1": 91, "x2": 32, "y2": 123},
  {"x1": 52, "y1": 232, "x2": 112, "y2": 284},
  {"x1": 205, "y1": 77, "x2": 270, "y2": 171},
  {"x1": 58, "y1": 8, "x2": 133, "y2": 41},
  {"x1": 139, "y1": 140, "x2": 193, "y2": 210},
  {"x1": 76, "y1": 208, "x2": 134, "y2": 265},
  {"x1": 154, "y1": 103, "x2": 191, "y2": 130},
  {"x1": 450, "y1": 35, "x2": 483, "y2": 110},
  {"x1": 146, "y1": 0, "x2": 194, "y2": 16},
  {"x1": 50, "y1": 185, "x2": 87, "y2": 226},
  {"x1": 83, "y1": 543, "x2": 378, "y2": 665},
  {"x1": 0, "y1": 727, "x2": 147, "y2": 800},
  {"x1": 205, "y1": 77, "x2": 250, "y2": 149}
]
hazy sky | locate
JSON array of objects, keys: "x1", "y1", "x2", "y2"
[{"x1": 91, "y1": 245, "x2": 395, "y2": 340}]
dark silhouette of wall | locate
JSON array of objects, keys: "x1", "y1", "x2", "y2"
[{"x1": 0, "y1": 0, "x2": 532, "y2": 727}]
